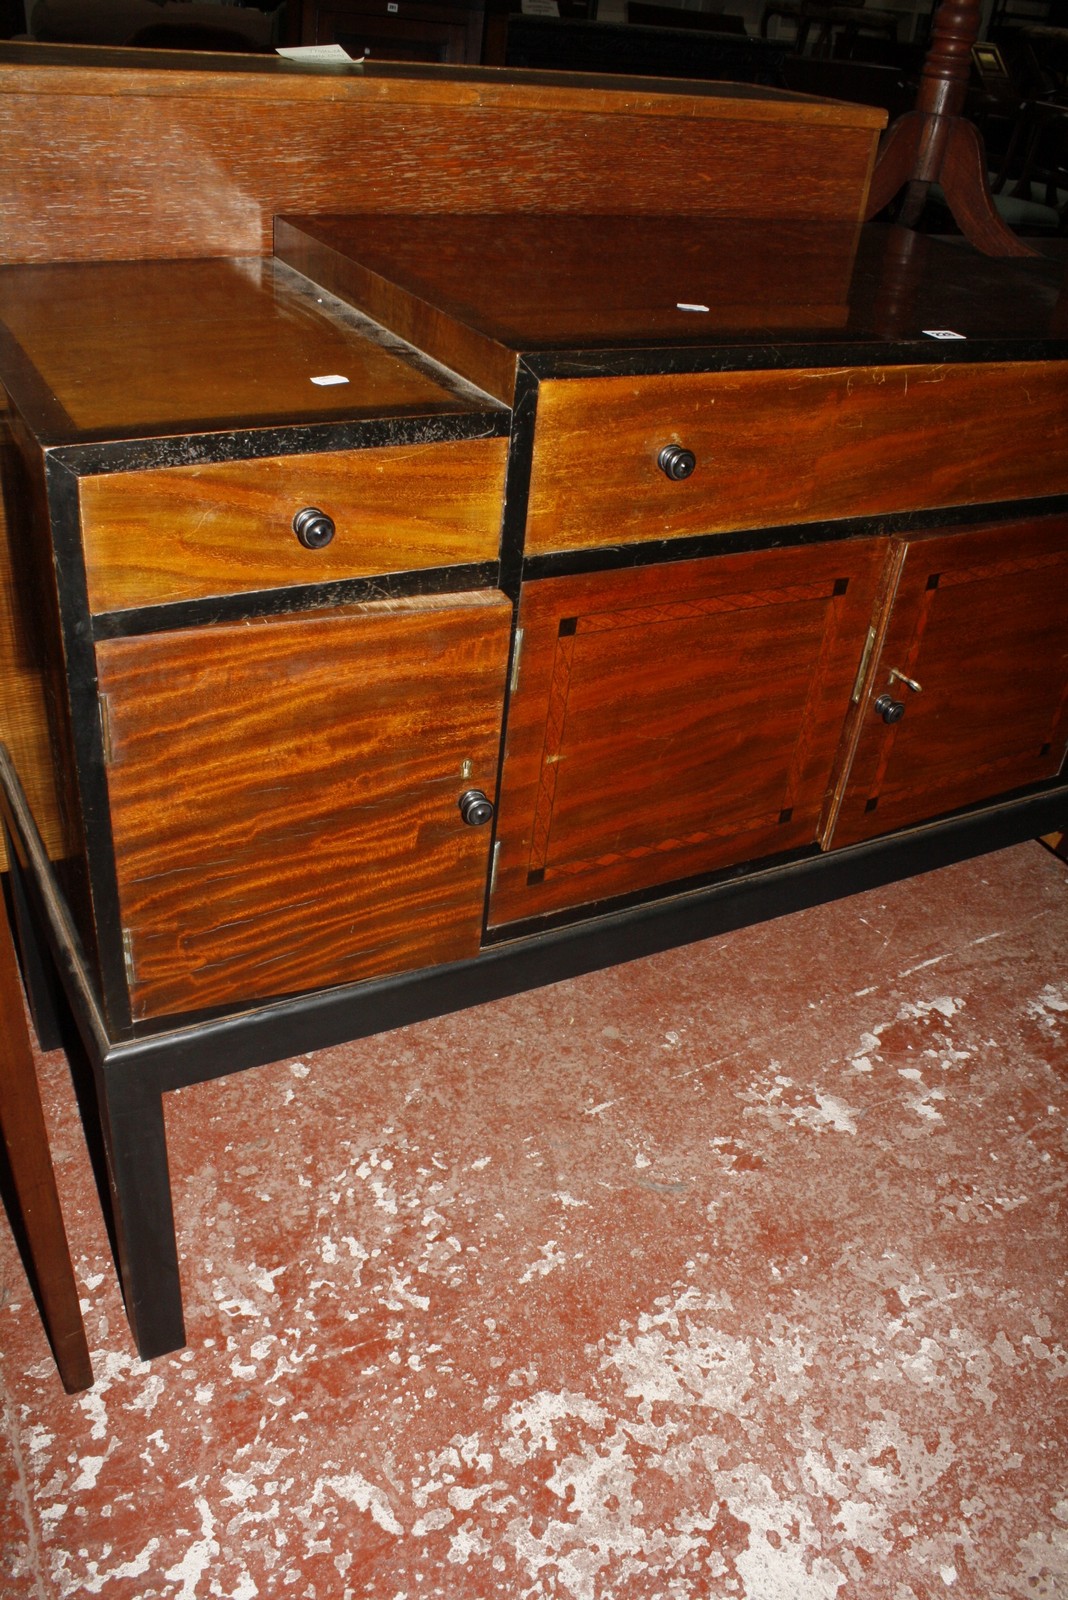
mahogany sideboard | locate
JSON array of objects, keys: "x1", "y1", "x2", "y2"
[{"x1": 0, "y1": 46, "x2": 1066, "y2": 1361}]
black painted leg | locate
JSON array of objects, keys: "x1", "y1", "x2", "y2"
[
  {"x1": 96, "y1": 1061, "x2": 186, "y2": 1360},
  {"x1": 3, "y1": 838, "x2": 65, "y2": 1054}
]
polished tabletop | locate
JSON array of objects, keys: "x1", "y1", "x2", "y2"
[
  {"x1": 275, "y1": 214, "x2": 1068, "y2": 401},
  {"x1": 0, "y1": 254, "x2": 499, "y2": 446},
  {"x1": 2, "y1": 222, "x2": 1065, "y2": 449}
]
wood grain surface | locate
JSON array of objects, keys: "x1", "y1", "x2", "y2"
[
  {"x1": 0, "y1": 45, "x2": 885, "y2": 121},
  {"x1": 0, "y1": 52, "x2": 882, "y2": 264},
  {"x1": 274, "y1": 215, "x2": 862, "y2": 403},
  {"x1": 0, "y1": 877, "x2": 93, "y2": 1391},
  {"x1": 489, "y1": 540, "x2": 885, "y2": 926},
  {"x1": 0, "y1": 258, "x2": 482, "y2": 436},
  {"x1": 275, "y1": 219, "x2": 521, "y2": 406},
  {"x1": 80, "y1": 437, "x2": 507, "y2": 611},
  {"x1": 95, "y1": 591, "x2": 510, "y2": 1020},
  {"x1": 823, "y1": 514, "x2": 1068, "y2": 848},
  {"x1": 0, "y1": 396, "x2": 66, "y2": 868},
  {"x1": 278, "y1": 214, "x2": 864, "y2": 344},
  {"x1": 524, "y1": 362, "x2": 1068, "y2": 552}
]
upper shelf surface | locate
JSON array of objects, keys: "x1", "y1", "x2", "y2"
[
  {"x1": 0, "y1": 256, "x2": 501, "y2": 447},
  {"x1": 275, "y1": 215, "x2": 1068, "y2": 401},
  {"x1": 0, "y1": 42, "x2": 884, "y2": 124}
]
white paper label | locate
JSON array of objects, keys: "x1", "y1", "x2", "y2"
[
  {"x1": 310, "y1": 374, "x2": 350, "y2": 386},
  {"x1": 521, "y1": 0, "x2": 560, "y2": 15},
  {"x1": 922, "y1": 328, "x2": 966, "y2": 340},
  {"x1": 276, "y1": 44, "x2": 356, "y2": 62},
  {"x1": 677, "y1": 302, "x2": 710, "y2": 313}
]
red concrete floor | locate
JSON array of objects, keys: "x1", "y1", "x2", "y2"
[{"x1": 1, "y1": 840, "x2": 1066, "y2": 1600}]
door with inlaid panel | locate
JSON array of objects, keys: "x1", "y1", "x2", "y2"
[
  {"x1": 822, "y1": 515, "x2": 1068, "y2": 849},
  {"x1": 489, "y1": 540, "x2": 886, "y2": 927},
  {"x1": 94, "y1": 591, "x2": 511, "y2": 1022}
]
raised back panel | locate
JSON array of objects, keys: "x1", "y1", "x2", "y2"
[{"x1": 0, "y1": 48, "x2": 883, "y2": 263}]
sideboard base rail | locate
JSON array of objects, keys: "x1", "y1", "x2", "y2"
[{"x1": 2, "y1": 743, "x2": 1065, "y2": 1360}]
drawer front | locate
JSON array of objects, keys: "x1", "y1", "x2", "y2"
[
  {"x1": 80, "y1": 436, "x2": 508, "y2": 612},
  {"x1": 524, "y1": 362, "x2": 1068, "y2": 554}
]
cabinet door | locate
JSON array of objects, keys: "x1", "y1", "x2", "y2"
[
  {"x1": 95, "y1": 593, "x2": 511, "y2": 1021},
  {"x1": 823, "y1": 516, "x2": 1068, "y2": 849},
  {"x1": 488, "y1": 541, "x2": 885, "y2": 927}
]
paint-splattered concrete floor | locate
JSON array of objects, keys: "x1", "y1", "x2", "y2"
[{"x1": 1, "y1": 841, "x2": 1066, "y2": 1600}]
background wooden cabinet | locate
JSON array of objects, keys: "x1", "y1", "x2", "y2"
[
  {"x1": 294, "y1": 0, "x2": 486, "y2": 62},
  {"x1": 96, "y1": 592, "x2": 511, "y2": 1020}
]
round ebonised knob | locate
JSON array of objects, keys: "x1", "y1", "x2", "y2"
[
  {"x1": 458, "y1": 789, "x2": 494, "y2": 827},
  {"x1": 293, "y1": 507, "x2": 336, "y2": 550},
  {"x1": 657, "y1": 445, "x2": 697, "y2": 481},
  {"x1": 874, "y1": 694, "x2": 906, "y2": 725}
]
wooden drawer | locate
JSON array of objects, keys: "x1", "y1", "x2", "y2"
[
  {"x1": 79, "y1": 436, "x2": 508, "y2": 612},
  {"x1": 524, "y1": 362, "x2": 1068, "y2": 554}
]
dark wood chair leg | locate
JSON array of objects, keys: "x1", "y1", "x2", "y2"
[
  {"x1": 940, "y1": 114, "x2": 1039, "y2": 257},
  {"x1": 864, "y1": 110, "x2": 924, "y2": 218},
  {"x1": 0, "y1": 875, "x2": 93, "y2": 1393}
]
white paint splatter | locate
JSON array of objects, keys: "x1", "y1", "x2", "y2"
[
  {"x1": 163, "y1": 1497, "x2": 219, "y2": 1600},
  {"x1": 447, "y1": 1526, "x2": 492, "y2": 1563},
  {"x1": 66, "y1": 1538, "x2": 163, "y2": 1595},
  {"x1": 898, "y1": 996, "x2": 965, "y2": 1022},
  {"x1": 70, "y1": 1447, "x2": 113, "y2": 1492},
  {"x1": 519, "y1": 1242, "x2": 567, "y2": 1284},
  {"x1": 312, "y1": 1471, "x2": 403, "y2": 1534},
  {"x1": 248, "y1": 1263, "x2": 287, "y2": 1294},
  {"x1": 412, "y1": 1507, "x2": 454, "y2": 1535},
  {"x1": 384, "y1": 1266, "x2": 430, "y2": 1310},
  {"x1": 500, "y1": 1391, "x2": 607, "y2": 1464},
  {"x1": 1025, "y1": 984, "x2": 1068, "y2": 1026},
  {"x1": 718, "y1": 1465, "x2": 847, "y2": 1599},
  {"x1": 126, "y1": 1373, "x2": 166, "y2": 1416},
  {"x1": 747, "y1": 1085, "x2": 860, "y2": 1135}
]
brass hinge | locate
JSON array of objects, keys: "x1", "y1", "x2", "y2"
[
  {"x1": 98, "y1": 693, "x2": 113, "y2": 764},
  {"x1": 509, "y1": 627, "x2": 524, "y2": 694},
  {"x1": 121, "y1": 928, "x2": 135, "y2": 987},
  {"x1": 850, "y1": 627, "x2": 878, "y2": 705}
]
